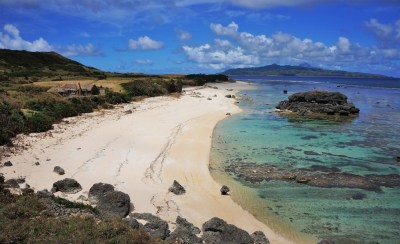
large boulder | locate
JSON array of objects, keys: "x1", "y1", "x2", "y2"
[
  {"x1": 276, "y1": 90, "x2": 360, "y2": 117},
  {"x1": 131, "y1": 213, "x2": 170, "y2": 240},
  {"x1": 88, "y1": 183, "x2": 114, "y2": 202},
  {"x1": 52, "y1": 178, "x2": 82, "y2": 194},
  {"x1": 4, "y1": 179, "x2": 19, "y2": 188},
  {"x1": 169, "y1": 180, "x2": 186, "y2": 195},
  {"x1": 36, "y1": 189, "x2": 54, "y2": 198},
  {"x1": 202, "y1": 217, "x2": 253, "y2": 244},
  {"x1": 167, "y1": 216, "x2": 202, "y2": 243},
  {"x1": 96, "y1": 190, "x2": 131, "y2": 218}
]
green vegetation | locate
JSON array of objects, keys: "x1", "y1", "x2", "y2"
[
  {"x1": 223, "y1": 63, "x2": 392, "y2": 78},
  {"x1": 184, "y1": 74, "x2": 230, "y2": 85},
  {"x1": 52, "y1": 196, "x2": 98, "y2": 214},
  {"x1": 0, "y1": 187, "x2": 156, "y2": 243}
]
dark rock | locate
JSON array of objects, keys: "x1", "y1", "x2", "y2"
[
  {"x1": 304, "y1": 150, "x2": 320, "y2": 156},
  {"x1": 0, "y1": 174, "x2": 4, "y2": 184},
  {"x1": 21, "y1": 188, "x2": 34, "y2": 194},
  {"x1": 202, "y1": 217, "x2": 253, "y2": 244},
  {"x1": 88, "y1": 183, "x2": 114, "y2": 202},
  {"x1": 34, "y1": 162, "x2": 40, "y2": 166},
  {"x1": 296, "y1": 177, "x2": 310, "y2": 184},
  {"x1": 350, "y1": 192, "x2": 367, "y2": 200},
  {"x1": 123, "y1": 218, "x2": 140, "y2": 229},
  {"x1": 36, "y1": 189, "x2": 54, "y2": 198},
  {"x1": 225, "y1": 94, "x2": 232, "y2": 98},
  {"x1": 131, "y1": 213, "x2": 170, "y2": 240},
  {"x1": 396, "y1": 156, "x2": 400, "y2": 162},
  {"x1": 251, "y1": 231, "x2": 270, "y2": 244},
  {"x1": 96, "y1": 190, "x2": 131, "y2": 218},
  {"x1": 124, "y1": 109, "x2": 133, "y2": 114},
  {"x1": 4, "y1": 179, "x2": 19, "y2": 188},
  {"x1": 226, "y1": 113, "x2": 231, "y2": 116},
  {"x1": 283, "y1": 90, "x2": 288, "y2": 94},
  {"x1": 276, "y1": 90, "x2": 359, "y2": 119},
  {"x1": 53, "y1": 166, "x2": 65, "y2": 175},
  {"x1": 220, "y1": 185, "x2": 230, "y2": 195},
  {"x1": 16, "y1": 177, "x2": 25, "y2": 184},
  {"x1": 167, "y1": 216, "x2": 202, "y2": 243},
  {"x1": 169, "y1": 180, "x2": 186, "y2": 195},
  {"x1": 4, "y1": 161, "x2": 13, "y2": 166},
  {"x1": 52, "y1": 178, "x2": 82, "y2": 194}
]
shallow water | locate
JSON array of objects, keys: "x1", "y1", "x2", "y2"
[{"x1": 210, "y1": 76, "x2": 400, "y2": 243}]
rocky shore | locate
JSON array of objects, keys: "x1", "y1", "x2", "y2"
[
  {"x1": 276, "y1": 90, "x2": 360, "y2": 117},
  {"x1": 226, "y1": 163, "x2": 400, "y2": 192}
]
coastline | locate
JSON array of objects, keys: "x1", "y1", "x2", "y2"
[{"x1": 0, "y1": 82, "x2": 293, "y2": 243}]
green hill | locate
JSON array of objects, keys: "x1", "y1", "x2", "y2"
[
  {"x1": 0, "y1": 49, "x2": 104, "y2": 81},
  {"x1": 222, "y1": 64, "x2": 391, "y2": 78}
]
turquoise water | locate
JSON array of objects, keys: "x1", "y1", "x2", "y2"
[{"x1": 211, "y1": 76, "x2": 400, "y2": 243}]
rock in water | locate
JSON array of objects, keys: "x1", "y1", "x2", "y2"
[
  {"x1": 220, "y1": 185, "x2": 230, "y2": 195},
  {"x1": 53, "y1": 166, "x2": 65, "y2": 175},
  {"x1": 202, "y1": 217, "x2": 253, "y2": 244},
  {"x1": 96, "y1": 190, "x2": 131, "y2": 218},
  {"x1": 52, "y1": 178, "x2": 82, "y2": 194},
  {"x1": 276, "y1": 90, "x2": 360, "y2": 117},
  {"x1": 169, "y1": 180, "x2": 186, "y2": 195},
  {"x1": 251, "y1": 231, "x2": 270, "y2": 244}
]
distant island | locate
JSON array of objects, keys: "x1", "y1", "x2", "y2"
[{"x1": 222, "y1": 63, "x2": 393, "y2": 79}]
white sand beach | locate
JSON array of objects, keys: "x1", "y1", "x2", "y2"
[{"x1": 0, "y1": 82, "x2": 293, "y2": 243}]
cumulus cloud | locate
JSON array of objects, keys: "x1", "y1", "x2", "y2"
[
  {"x1": 0, "y1": 24, "x2": 52, "y2": 52},
  {"x1": 182, "y1": 21, "x2": 399, "y2": 71},
  {"x1": 175, "y1": 29, "x2": 192, "y2": 41},
  {"x1": 0, "y1": 24, "x2": 102, "y2": 57},
  {"x1": 128, "y1": 36, "x2": 164, "y2": 50}
]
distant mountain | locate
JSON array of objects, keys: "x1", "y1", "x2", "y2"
[
  {"x1": 222, "y1": 64, "x2": 391, "y2": 78},
  {"x1": 0, "y1": 49, "x2": 104, "y2": 81}
]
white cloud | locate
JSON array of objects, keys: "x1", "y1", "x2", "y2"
[
  {"x1": 183, "y1": 21, "x2": 399, "y2": 72},
  {"x1": 61, "y1": 43, "x2": 102, "y2": 57},
  {"x1": 365, "y1": 18, "x2": 400, "y2": 46},
  {"x1": 128, "y1": 36, "x2": 164, "y2": 50},
  {"x1": 134, "y1": 59, "x2": 153, "y2": 65},
  {"x1": 0, "y1": 24, "x2": 102, "y2": 57},
  {"x1": 0, "y1": 24, "x2": 52, "y2": 52},
  {"x1": 175, "y1": 29, "x2": 192, "y2": 41},
  {"x1": 210, "y1": 22, "x2": 239, "y2": 36}
]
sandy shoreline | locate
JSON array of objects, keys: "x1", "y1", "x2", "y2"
[{"x1": 0, "y1": 82, "x2": 292, "y2": 243}]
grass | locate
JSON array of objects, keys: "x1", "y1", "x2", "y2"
[{"x1": 0, "y1": 187, "x2": 159, "y2": 243}]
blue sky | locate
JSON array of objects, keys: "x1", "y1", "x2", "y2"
[{"x1": 0, "y1": 0, "x2": 399, "y2": 77}]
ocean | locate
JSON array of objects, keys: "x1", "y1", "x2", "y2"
[{"x1": 210, "y1": 76, "x2": 400, "y2": 243}]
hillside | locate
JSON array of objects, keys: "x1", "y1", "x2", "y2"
[
  {"x1": 222, "y1": 64, "x2": 391, "y2": 78},
  {"x1": 0, "y1": 49, "x2": 104, "y2": 81}
]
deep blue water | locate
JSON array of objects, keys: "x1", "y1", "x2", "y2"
[{"x1": 210, "y1": 76, "x2": 400, "y2": 243}]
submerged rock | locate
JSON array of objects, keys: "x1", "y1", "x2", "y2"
[
  {"x1": 169, "y1": 180, "x2": 186, "y2": 195},
  {"x1": 52, "y1": 178, "x2": 82, "y2": 194},
  {"x1": 276, "y1": 90, "x2": 360, "y2": 118}
]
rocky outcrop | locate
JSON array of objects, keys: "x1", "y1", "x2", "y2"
[
  {"x1": 4, "y1": 179, "x2": 19, "y2": 188},
  {"x1": 169, "y1": 180, "x2": 186, "y2": 195},
  {"x1": 52, "y1": 178, "x2": 82, "y2": 194},
  {"x1": 226, "y1": 163, "x2": 400, "y2": 192},
  {"x1": 251, "y1": 231, "x2": 270, "y2": 244},
  {"x1": 36, "y1": 189, "x2": 54, "y2": 198},
  {"x1": 123, "y1": 217, "x2": 140, "y2": 229},
  {"x1": 88, "y1": 183, "x2": 130, "y2": 218},
  {"x1": 276, "y1": 90, "x2": 360, "y2": 117},
  {"x1": 202, "y1": 217, "x2": 254, "y2": 244},
  {"x1": 220, "y1": 185, "x2": 230, "y2": 195},
  {"x1": 130, "y1": 213, "x2": 170, "y2": 240},
  {"x1": 0, "y1": 173, "x2": 4, "y2": 184},
  {"x1": 53, "y1": 166, "x2": 65, "y2": 175},
  {"x1": 167, "y1": 216, "x2": 202, "y2": 243}
]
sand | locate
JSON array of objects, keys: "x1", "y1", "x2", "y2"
[{"x1": 0, "y1": 82, "x2": 293, "y2": 243}]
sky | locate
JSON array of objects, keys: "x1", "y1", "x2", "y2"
[{"x1": 0, "y1": 0, "x2": 400, "y2": 77}]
